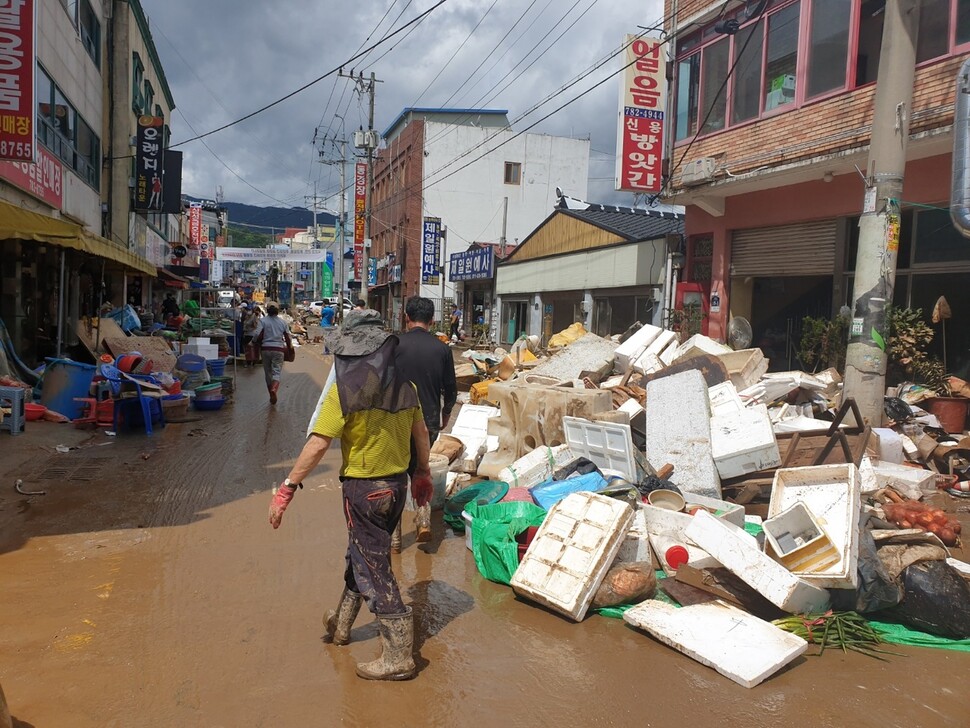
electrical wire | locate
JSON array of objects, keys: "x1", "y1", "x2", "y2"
[{"x1": 166, "y1": 0, "x2": 449, "y2": 150}]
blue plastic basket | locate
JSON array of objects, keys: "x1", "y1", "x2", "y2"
[{"x1": 193, "y1": 397, "x2": 225, "y2": 411}]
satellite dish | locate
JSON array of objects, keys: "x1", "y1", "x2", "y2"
[{"x1": 727, "y1": 317, "x2": 753, "y2": 350}]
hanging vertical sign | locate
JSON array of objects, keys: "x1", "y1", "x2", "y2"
[
  {"x1": 353, "y1": 162, "x2": 367, "y2": 280},
  {"x1": 421, "y1": 217, "x2": 441, "y2": 285},
  {"x1": 133, "y1": 115, "x2": 165, "y2": 210},
  {"x1": 322, "y1": 252, "x2": 334, "y2": 297},
  {"x1": 189, "y1": 202, "x2": 202, "y2": 250},
  {"x1": 0, "y1": 0, "x2": 35, "y2": 163},
  {"x1": 615, "y1": 35, "x2": 666, "y2": 194}
]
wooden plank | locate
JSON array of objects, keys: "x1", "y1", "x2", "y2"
[{"x1": 103, "y1": 335, "x2": 177, "y2": 373}]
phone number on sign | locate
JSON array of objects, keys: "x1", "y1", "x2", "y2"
[{"x1": 0, "y1": 141, "x2": 31, "y2": 159}]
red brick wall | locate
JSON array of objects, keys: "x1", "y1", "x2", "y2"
[
  {"x1": 371, "y1": 120, "x2": 425, "y2": 302},
  {"x1": 670, "y1": 54, "x2": 963, "y2": 190}
]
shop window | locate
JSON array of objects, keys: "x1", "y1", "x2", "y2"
[
  {"x1": 504, "y1": 162, "x2": 521, "y2": 185},
  {"x1": 959, "y1": 0, "x2": 970, "y2": 45},
  {"x1": 689, "y1": 235, "x2": 714, "y2": 283},
  {"x1": 144, "y1": 81, "x2": 155, "y2": 117},
  {"x1": 132, "y1": 53, "x2": 145, "y2": 114},
  {"x1": 856, "y1": 0, "x2": 953, "y2": 87},
  {"x1": 35, "y1": 66, "x2": 53, "y2": 148},
  {"x1": 764, "y1": 2, "x2": 800, "y2": 112},
  {"x1": 806, "y1": 0, "x2": 851, "y2": 98},
  {"x1": 35, "y1": 64, "x2": 101, "y2": 191},
  {"x1": 52, "y1": 86, "x2": 75, "y2": 164},
  {"x1": 916, "y1": 0, "x2": 950, "y2": 62},
  {"x1": 700, "y1": 38, "x2": 729, "y2": 134},
  {"x1": 731, "y1": 24, "x2": 764, "y2": 124},
  {"x1": 78, "y1": 0, "x2": 100, "y2": 68},
  {"x1": 912, "y1": 208, "x2": 970, "y2": 264},
  {"x1": 75, "y1": 116, "x2": 100, "y2": 188},
  {"x1": 675, "y1": 55, "x2": 700, "y2": 140}
]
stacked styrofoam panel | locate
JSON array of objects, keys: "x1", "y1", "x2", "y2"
[{"x1": 511, "y1": 492, "x2": 634, "y2": 621}]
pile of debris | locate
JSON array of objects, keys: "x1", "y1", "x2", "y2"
[{"x1": 433, "y1": 322, "x2": 970, "y2": 688}]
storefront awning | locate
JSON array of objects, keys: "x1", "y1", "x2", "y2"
[
  {"x1": 157, "y1": 266, "x2": 190, "y2": 289},
  {"x1": 0, "y1": 199, "x2": 157, "y2": 277}
]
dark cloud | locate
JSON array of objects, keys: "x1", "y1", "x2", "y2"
[{"x1": 142, "y1": 0, "x2": 665, "y2": 208}]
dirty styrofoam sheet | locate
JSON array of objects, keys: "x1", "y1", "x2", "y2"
[
  {"x1": 685, "y1": 510, "x2": 830, "y2": 614},
  {"x1": 623, "y1": 600, "x2": 808, "y2": 688},
  {"x1": 527, "y1": 332, "x2": 618, "y2": 382},
  {"x1": 511, "y1": 492, "x2": 634, "y2": 621},
  {"x1": 562, "y1": 416, "x2": 637, "y2": 481},
  {"x1": 768, "y1": 464, "x2": 862, "y2": 590},
  {"x1": 449, "y1": 404, "x2": 500, "y2": 472}
]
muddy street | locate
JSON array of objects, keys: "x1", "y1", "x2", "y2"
[{"x1": 0, "y1": 347, "x2": 968, "y2": 728}]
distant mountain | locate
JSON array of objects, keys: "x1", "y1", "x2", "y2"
[{"x1": 183, "y1": 196, "x2": 336, "y2": 231}]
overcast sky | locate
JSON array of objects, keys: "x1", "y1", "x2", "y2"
[{"x1": 141, "y1": 0, "x2": 666, "y2": 217}]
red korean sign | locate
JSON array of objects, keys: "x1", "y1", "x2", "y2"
[
  {"x1": 0, "y1": 0, "x2": 35, "y2": 162},
  {"x1": 189, "y1": 203, "x2": 202, "y2": 247},
  {"x1": 615, "y1": 35, "x2": 666, "y2": 194},
  {"x1": 0, "y1": 143, "x2": 61, "y2": 207},
  {"x1": 353, "y1": 162, "x2": 366, "y2": 280}
]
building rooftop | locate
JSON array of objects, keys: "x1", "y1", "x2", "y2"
[
  {"x1": 561, "y1": 203, "x2": 684, "y2": 241},
  {"x1": 382, "y1": 107, "x2": 509, "y2": 141}
]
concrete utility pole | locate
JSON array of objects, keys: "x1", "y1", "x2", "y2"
[
  {"x1": 843, "y1": 0, "x2": 921, "y2": 425},
  {"x1": 319, "y1": 121, "x2": 350, "y2": 318}
]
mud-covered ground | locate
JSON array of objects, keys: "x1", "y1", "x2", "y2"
[{"x1": 1, "y1": 345, "x2": 968, "y2": 727}]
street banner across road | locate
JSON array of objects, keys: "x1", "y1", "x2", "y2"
[{"x1": 215, "y1": 247, "x2": 327, "y2": 262}]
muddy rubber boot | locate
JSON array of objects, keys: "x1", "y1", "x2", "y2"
[
  {"x1": 269, "y1": 381, "x2": 279, "y2": 404},
  {"x1": 355, "y1": 607, "x2": 416, "y2": 681},
  {"x1": 415, "y1": 504, "x2": 432, "y2": 542},
  {"x1": 390, "y1": 521, "x2": 402, "y2": 554},
  {"x1": 323, "y1": 589, "x2": 363, "y2": 645}
]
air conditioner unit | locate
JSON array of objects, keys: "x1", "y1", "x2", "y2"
[{"x1": 681, "y1": 157, "x2": 717, "y2": 186}]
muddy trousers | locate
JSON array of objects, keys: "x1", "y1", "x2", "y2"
[
  {"x1": 341, "y1": 474, "x2": 408, "y2": 615},
  {"x1": 262, "y1": 350, "x2": 284, "y2": 388}
]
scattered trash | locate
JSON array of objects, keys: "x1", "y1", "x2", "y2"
[
  {"x1": 55, "y1": 444, "x2": 74, "y2": 453},
  {"x1": 14, "y1": 479, "x2": 46, "y2": 496}
]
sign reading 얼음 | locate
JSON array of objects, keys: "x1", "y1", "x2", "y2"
[
  {"x1": 421, "y1": 217, "x2": 441, "y2": 285},
  {"x1": 449, "y1": 246, "x2": 494, "y2": 281},
  {"x1": 615, "y1": 35, "x2": 666, "y2": 194}
]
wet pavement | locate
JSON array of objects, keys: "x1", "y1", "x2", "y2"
[{"x1": 1, "y1": 345, "x2": 969, "y2": 727}]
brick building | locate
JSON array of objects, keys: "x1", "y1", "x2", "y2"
[{"x1": 664, "y1": 0, "x2": 970, "y2": 375}]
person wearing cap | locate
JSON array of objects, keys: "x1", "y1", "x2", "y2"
[{"x1": 267, "y1": 309, "x2": 434, "y2": 682}]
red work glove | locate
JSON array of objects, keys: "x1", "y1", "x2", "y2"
[
  {"x1": 411, "y1": 469, "x2": 433, "y2": 508},
  {"x1": 269, "y1": 483, "x2": 297, "y2": 529}
]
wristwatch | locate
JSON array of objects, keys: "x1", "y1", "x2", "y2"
[{"x1": 283, "y1": 478, "x2": 303, "y2": 489}]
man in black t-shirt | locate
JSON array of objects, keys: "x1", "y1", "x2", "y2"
[{"x1": 393, "y1": 296, "x2": 457, "y2": 547}]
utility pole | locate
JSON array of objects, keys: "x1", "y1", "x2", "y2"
[
  {"x1": 319, "y1": 125, "x2": 350, "y2": 319},
  {"x1": 843, "y1": 0, "x2": 920, "y2": 425},
  {"x1": 341, "y1": 69, "x2": 382, "y2": 307}
]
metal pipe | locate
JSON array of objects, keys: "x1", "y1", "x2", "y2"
[
  {"x1": 951, "y1": 56, "x2": 970, "y2": 238},
  {"x1": 56, "y1": 249, "x2": 66, "y2": 357}
]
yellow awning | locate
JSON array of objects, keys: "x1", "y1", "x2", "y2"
[{"x1": 0, "y1": 199, "x2": 157, "y2": 277}]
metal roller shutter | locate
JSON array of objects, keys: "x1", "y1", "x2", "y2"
[{"x1": 731, "y1": 220, "x2": 837, "y2": 277}]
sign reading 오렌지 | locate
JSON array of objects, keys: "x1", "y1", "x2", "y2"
[
  {"x1": 134, "y1": 116, "x2": 165, "y2": 211},
  {"x1": 615, "y1": 35, "x2": 666, "y2": 194}
]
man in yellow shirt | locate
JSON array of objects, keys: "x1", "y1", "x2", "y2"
[{"x1": 268, "y1": 309, "x2": 433, "y2": 681}]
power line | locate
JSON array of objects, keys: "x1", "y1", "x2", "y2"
[{"x1": 167, "y1": 0, "x2": 449, "y2": 150}]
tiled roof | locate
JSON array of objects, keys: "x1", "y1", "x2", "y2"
[{"x1": 562, "y1": 204, "x2": 684, "y2": 241}]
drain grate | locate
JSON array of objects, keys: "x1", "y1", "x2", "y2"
[{"x1": 32, "y1": 456, "x2": 112, "y2": 482}]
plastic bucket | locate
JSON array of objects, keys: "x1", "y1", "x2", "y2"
[
  {"x1": 429, "y1": 454, "x2": 449, "y2": 510},
  {"x1": 206, "y1": 358, "x2": 226, "y2": 377},
  {"x1": 924, "y1": 397, "x2": 968, "y2": 434},
  {"x1": 39, "y1": 358, "x2": 96, "y2": 420}
]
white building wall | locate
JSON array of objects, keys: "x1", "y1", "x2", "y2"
[{"x1": 420, "y1": 121, "x2": 589, "y2": 300}]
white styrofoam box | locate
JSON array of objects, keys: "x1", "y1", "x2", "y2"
[
  {"x1": 462, "y1": 511, "x2": 473, "y2": 551},
  {"x1": 763, "y1": 502, "x2": 840, "y2": 574},
  {"x1": 685, "y1": 510, "x2": 830, "y2": 614},
  {"x1": 871, "y1": 459, "x2": 935, "y2": 495},
  {"x1": 450, "y1": 404, "x2": 500, "y2": 473},
  {"x1": 562, "y1": 416, "x2": 636, "y2": 481},
  {"x1": 640, "y1": 491, "x2": 746, "y2": 542},
  {"x1": 618, "y1": 398, "x2": 645, "y2": 418},
  {"x1": 631, "y1": 330, "x2": 679, "y2": 374},
  {"x1": 183, "y1": 344, "x2": 219, "y2": 360},
  {"x1": 623, "y1": 600, "x2": 808, "y2": 689},
  {"x1": 188, "y1": 337, "x2": 211, "y2": 346},
  {"x1": 497, "y1": 444, "x2": 575, "y2": 489},
  {"x1": 768, "y1": 464, "x2": 862, "y2": 590},
  {"x1": 511, "y1": 492, "x2": 634, "y2": 621},
  {"x1": 670, "y1": 334, "x2": 732, "y2": 365},
  {"x1": 710, "y1": 406, "x2": 782, "y2": 480},
  {"x1": 614, "y1": 324, "x2": 665, "y2": 372},
  {"x1": 716, "y1": 349, "x2": 769, "y2": 390},
  {"x1": 872, "y1": 428, "x2": 904, "y2": 464},
  {"x1": 617, "y1": 509, "x2": 653, "y2": 563},
  {"x1": 708, "y1": 381, "x2": 744, "y2": 418},
  {"x1": 646, "y1": 370, "x2": 721, "y2": 499}
]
